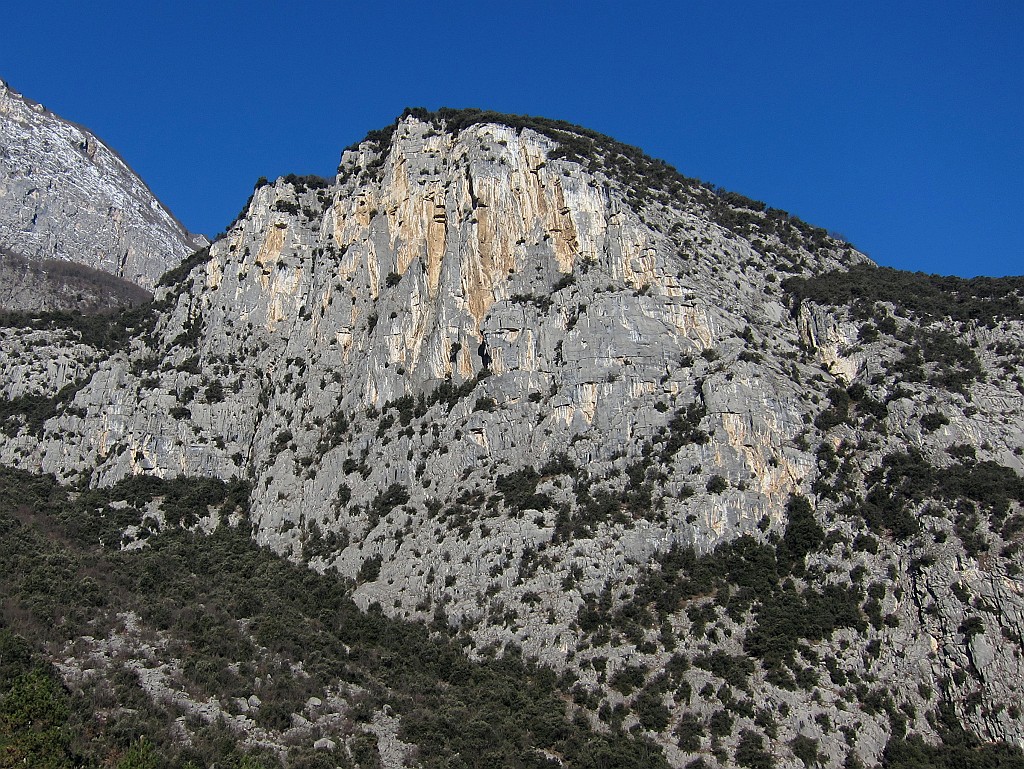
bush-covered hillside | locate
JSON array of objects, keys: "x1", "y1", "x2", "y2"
[
  {"x1": 3, "y1": 464, "x2": 1023, "y2": 768},
  {"x1": 785, "y1": 264, "x2": 1024, "y2": 325},
  {"x1": 0, "y1": 467, "x2": 670, "y2": 769}
]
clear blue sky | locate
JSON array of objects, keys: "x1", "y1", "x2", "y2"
[{"x1": 2, "y1": 1, "x2": 1021, "y2": 277}]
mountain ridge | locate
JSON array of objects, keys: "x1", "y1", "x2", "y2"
[
  {"x1": 0, "y1": 77, "x2": 205, "y2": 309},
  {"x1": 0, "y1": 108, "x2": 1023, "y2": 768}
]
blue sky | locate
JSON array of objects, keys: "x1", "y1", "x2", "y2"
[{"x1": 2, "y1": 1, "x2": 1021, "y2": 277}]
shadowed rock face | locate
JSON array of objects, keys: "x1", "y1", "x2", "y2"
[
  {"x1": 0, "y1": 248, "x2": 152, "y2": 311},
  {"x1": 2, "y1": 111, "x2": 1024, "y2": 767},
  {"x1": 0, "y1": 79, "x2": 203, "y2": 304}
]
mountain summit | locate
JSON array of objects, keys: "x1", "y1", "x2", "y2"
[
  {"x1": 0, "y1": 78, "x2": 204, "y2": 309},
  {"x1": 1, "y1": 108, "x2": 1023, "y2": 768}
]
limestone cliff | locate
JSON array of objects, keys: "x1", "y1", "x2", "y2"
[
  {"x1": 2, "y1": 109, "x2": 1023, "y2": 769},
  {"x1": 0, "y1": 78, "x2": 203, "y2": 304}
]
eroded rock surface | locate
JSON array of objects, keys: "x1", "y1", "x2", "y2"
[
  {"x1": 3, "y1": 111, "x2": 1023, "y2": 768},
  {"x1": 0, "y1": 79, "x2": 203, "y2": 302}
]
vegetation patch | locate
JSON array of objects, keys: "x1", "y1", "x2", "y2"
[
  {"x1": 0, "y1": 301, "x2": 156, "y2": 352},
  {"x1": 579, "y1": 495, "x2": 863, "y2": 687},
  {"x1": 784, "y1": 264, "x2": 1024, "y2": 325},
  {"x1": 845, "y1": 449, "x2": 1024, "y2": 541},
  {"x1": 0, "y1": 466, "x2": 670, "y2": 769}
]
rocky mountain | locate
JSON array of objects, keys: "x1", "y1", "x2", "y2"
[
  {"x1": 1, "y1": 108, "x2": 1023, "y2": 769},
  {"x1": 0, "y1": 247, "x2": 152, "y2": 312},
  {"x1": 0, "y1": 78, "x2": 204, "y2": 308}
]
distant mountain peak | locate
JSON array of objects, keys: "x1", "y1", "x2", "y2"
[{"x1": 0, "y1": 77, "x2": 205, "y2": 310}]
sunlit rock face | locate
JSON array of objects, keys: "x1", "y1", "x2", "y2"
[
  {"x1": 3, "y1": 109, "x2": 1024, "y2": 768},
  {"x1": 0, "y1": 78, "x2": 203, "y2": 303},
  {"x1": 11, "y1": 113, "x2": 854, "y2": 537}
]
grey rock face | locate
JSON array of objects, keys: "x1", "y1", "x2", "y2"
[
  {"x1": 0, "y1": 79, "x2": 203, "y2": 298},
  {"x1": 2, "y1": 111, "x2": 1024, "y2": 767}
]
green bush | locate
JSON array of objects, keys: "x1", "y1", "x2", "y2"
[
  {"x1": 708, "y1": 709, "x2": 733, "y2": 737},
  {"x1": 706, "y1": 475, "x2": 728, "y2": 494},
  {"x1": 693, "y1": 651, "x2": 755, "y2": 692},
  {"x1": 610, "y1": 665, "x2": 645, "y2": 695},
  {"x1": 634, "y1": 690, "x2": 670, "y2": 731},
  {"x1": 736, "y1": 729, "x2": 775, "y2": 769},
  {"x1": 779, "y1": 494, "x2": 824, "y2": 571},
  {"x1": 675, "y1": 712, "x2": 703, "y2": 751},
  {"x1": 790, "y1": 734, "x2": 819, "y2": 767},
  {"x1": 358, "y1": 554, "x2": 383, "y2": 583}
]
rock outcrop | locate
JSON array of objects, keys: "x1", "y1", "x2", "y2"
[
  {"x1": 2, "y1": 109, "x2": 1023, "y2": 768},
  {"x1": 0, "y1": 78, "x2": 203, "y2": 304}
]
